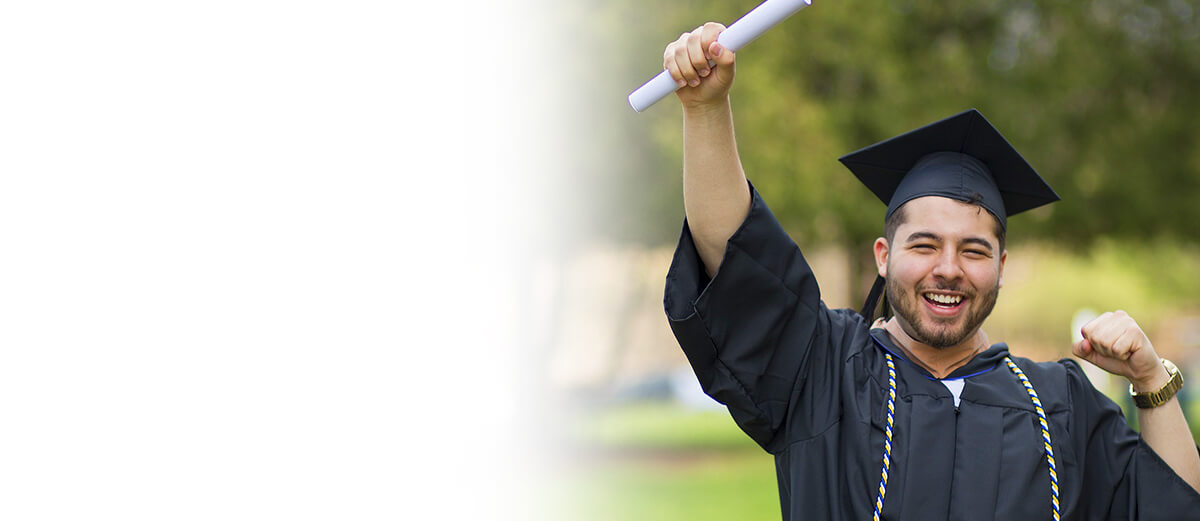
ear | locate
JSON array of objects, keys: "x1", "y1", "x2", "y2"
[
  {"x1": 998, "y1": 249, "x2": 1008, "y2": 288},
  {"x1": 873, "y1": 237, "x2": 889, "y2": 278}
]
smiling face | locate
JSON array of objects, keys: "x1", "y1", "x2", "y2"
[{"x1": 874, "y1": 196, "x2": 1007, "y2": 350}]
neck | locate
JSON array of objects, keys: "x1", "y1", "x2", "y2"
[{"x1": 881, "y1": 319, "x2": 989, "y2": 379}]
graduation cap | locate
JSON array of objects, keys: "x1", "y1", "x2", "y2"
[{"x1": 837, "y1": 108, "x2": 1060, "y2": 319}]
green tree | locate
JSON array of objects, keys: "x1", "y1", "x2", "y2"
[{"x1": 566, "y1": 0, "x2": 1200, "y2": 285}]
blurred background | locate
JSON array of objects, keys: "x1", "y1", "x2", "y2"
[
  {"x1": 533, "y1": 0, "x2": 1200, "y2": 519},
  {"x1": 7, "y1": 1, "x2": 1197, "y2": 519}
]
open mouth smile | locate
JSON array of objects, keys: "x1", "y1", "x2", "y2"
[{"x1": 922, "y1": 292, "x2": 966, "y2": 314}]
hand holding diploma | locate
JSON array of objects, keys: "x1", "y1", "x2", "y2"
[
  {"x1": 628, "y1": 0, "x2": 813, "y2": 112},
  {"x1": 664, "y1": 23, "x2": 738, "y2": 111}
]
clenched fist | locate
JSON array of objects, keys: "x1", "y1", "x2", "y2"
[
  {"x1": 663, "y1": 22, "x2": 737, "y2": 110},
  {"x1": 1072, "y1": 310, "x2": 1169, "y2": 390}
]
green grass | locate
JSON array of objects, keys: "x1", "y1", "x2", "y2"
[
  {"x1": 565, "y1": 452, "x2": 780, "y2": 521},
  {"x1": 559, "y1": 402, "x2": 780, "y2": 521},
  {"x1": 568, "y1": 401, "x2": 762, "y2": 451}
]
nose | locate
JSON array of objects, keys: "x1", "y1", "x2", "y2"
[{"x1": 930, "y1": 249, "x2": 964, "y2": 281}]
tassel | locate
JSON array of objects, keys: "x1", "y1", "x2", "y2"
[{"x1": 860, "y1": 275, "x2": 886, "y2": 322}]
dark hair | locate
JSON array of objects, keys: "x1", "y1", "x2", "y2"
[{"x1": 883, "y1": 197, "x2": 1006, "y2": 251}]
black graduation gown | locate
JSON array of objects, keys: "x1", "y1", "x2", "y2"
[{"x1": 664, "y1": 182, "x2": 1200, "y2": 520}]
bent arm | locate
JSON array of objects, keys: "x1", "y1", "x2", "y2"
[
  {"x1": 1074, "y1": 310, "x2": 1200, "y2": 492},
  {"x1": 664, "y1": 182, "x2": 833, "y2": 451},
  {"x1": 1133, "y1": 367, "x2": 1200, "y2": 492}
]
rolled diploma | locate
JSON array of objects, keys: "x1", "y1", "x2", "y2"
[{"x1": 627, "y1": 0, "x2": 812, "y2": 112}]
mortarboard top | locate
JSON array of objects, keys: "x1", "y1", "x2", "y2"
[
  {"x1": 837, "y1": 108, "x2": 1060, "y2": 230},
  {"x1": 839, "y1": 108, "x2": 1061, "y2": 320}
]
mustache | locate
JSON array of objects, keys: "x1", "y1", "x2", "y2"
[{"x1": 918, "y1": 282, "x2": 974, "y2": 296}]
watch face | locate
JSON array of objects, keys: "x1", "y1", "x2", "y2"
[{"x1": 1163, "y1": 358, "x2": 1180, "y2": 375}]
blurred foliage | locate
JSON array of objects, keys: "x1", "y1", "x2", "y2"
[
  {"x1": 566, "y1": 0, "x2": 1200, "y2": 253},
  {"x1": 989, "y1": 238, "x2": 1200, "y2": 349}
]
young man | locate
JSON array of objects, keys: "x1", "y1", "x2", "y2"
[{"x1": 662, "y1": 23, "x2": 1200, "y2": 520}]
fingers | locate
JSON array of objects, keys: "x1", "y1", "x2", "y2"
[
  {"x1": 686, "y1": 30, "x2": 709, "y2": 81},
  {"x1": 1079, "y1": 310, "x2": 1145, "y2": 360},
  {"x1": 1113, "y1": 327, "x2": 1144, "y2": 360},
  {"x1": 1081, "y1": 312, "x2": 1119, "y2": 358},
  {"x1": 668, "y1": 32, "x2": 700, "y2": 87},
  {"x1": 1080, "y1": 311, "x2": 1112, "y2": 355},
  {"x1": 1077, "y1": 310, "x2": 1162, "y2": 381},
  {"x1": 663, "y1": 22, "x2": 728, "y2": 89},
  {"x1": 663, "y1": 35, "x2": 687, "y2": 88},
  {"x1": 700, "y1": 22, "x2": 725, "y2": 52},
  {"x1": 700, "y1": 22, "x2": 735, "y2": 69},
  {"x1": 663, "y1": 33, "x2": 688, "y2": 88}
]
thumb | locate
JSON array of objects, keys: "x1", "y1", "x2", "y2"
[
  {"x1": 1073, "y1": 339, "x2": 1112, "y2": 373},
  {"x1": 1073, "y1": 338, "x2": 1125, "y2": 377},
  {"x1": 708, "y1": 41, "x2": 735, "y2": 67},
  {"x1": 1072, "y1": 338, "x2": 1091, "y2": 359},
  {"x1": 707, "y1": 42, "x2": 736, "y2": 88}
]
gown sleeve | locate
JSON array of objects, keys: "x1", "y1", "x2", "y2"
[
  {"x1": 663, "y1": 181, "x2": 831, "y2": 451},
  {"x1": 1062, "y1": 360, "x2": 1200, "y2": 518}
]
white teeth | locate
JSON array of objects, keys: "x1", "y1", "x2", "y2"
[{"x1": 926, "y1": 293, "x2": 962, "y2": 305}]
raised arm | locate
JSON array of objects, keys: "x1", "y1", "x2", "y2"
[
  {"x1": 664, "y1": 22, "x2": 751, "y2": 279},
  {"x1": 1073, "y1": 310, "x2": 1200, "y2": 493}
]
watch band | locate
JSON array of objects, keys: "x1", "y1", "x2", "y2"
[{"x1": 1130, "y1": 358, "x2": 1184, "y2": 409}]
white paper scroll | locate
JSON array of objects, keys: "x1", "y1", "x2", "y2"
[{"x1": 627, "y1": 0, "x2": 813, "y2": 112}]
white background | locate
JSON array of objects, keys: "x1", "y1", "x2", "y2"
[{"x1": 0, "y1": 1, "x2": 551, "y2": 519}]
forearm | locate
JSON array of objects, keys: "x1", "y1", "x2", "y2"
[
  {"x1": 682, "y1": 98, "x2": 750, "y2": 278},
  {"x1": 1133, "y1": 367, "x2": 1200, "y2": 492}
]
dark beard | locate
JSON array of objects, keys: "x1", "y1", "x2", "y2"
[{"x1": 886, "y1": 277, "x2": 999, "y2": 349}]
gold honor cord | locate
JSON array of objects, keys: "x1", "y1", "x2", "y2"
[
  {"x1": 871, "y1": 353, "x2": 897, "y2": 521},
  {"x1": 872, "y1": 355, "x2": 1060, "y2": 521},
  {"x1": 1003, "y1": 357, "x2": 1061, "y2": 521}
]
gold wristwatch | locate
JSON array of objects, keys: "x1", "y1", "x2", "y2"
[{"x1": 1130, "y1": 358, "x2": 1184, "y2": 409}]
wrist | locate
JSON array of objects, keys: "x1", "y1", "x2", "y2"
[
  {"x1": 1129, "y1": 360, "x2": 1171, "y2": 393},
  {"x1": 1129, "y1": 358, "x2": 1184, "y2": 409},
  {"x1": 682, "y1": 96, "x2": 731, "y2": 118}
]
